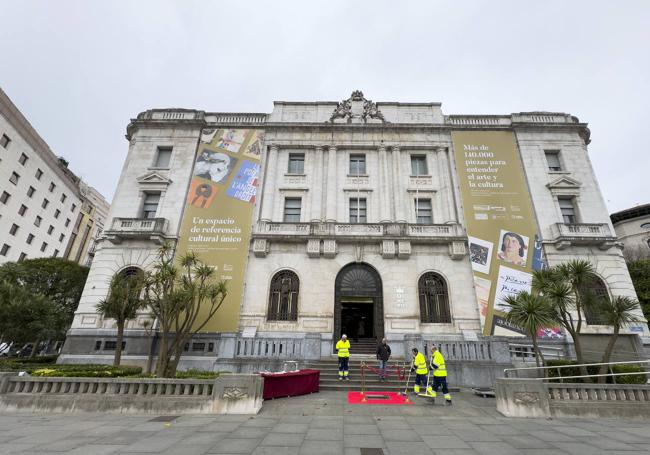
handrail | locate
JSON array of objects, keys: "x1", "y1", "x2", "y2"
[
  {"x1": 505, "y1": 359, "x2": 650, "y2": 377},
  {"x1": 541, "y1": 372, "x2": 649, "y2": 382},
  {"x1": 504, "y1": 359, "x2": 650, "y2": 380}
]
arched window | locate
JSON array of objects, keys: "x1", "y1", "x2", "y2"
[
  {"x1": 418, "y1": 272, "x2": 451, "y2": 323},
  {"x1": 267, "y1": 270, "x2": 299, "y2": 321},
  {"x1": 582, "y1": 276, "x2": 609, "y2": 325},
  {"x1": 120, "y1": 266, "x2": 142, "y2": 279}
]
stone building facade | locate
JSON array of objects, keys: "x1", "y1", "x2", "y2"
[
  {"x1": 61, "y1": 91, "x2": 648, "y2": 368},
  {"x1": 0, "y1": 87, "x2": 109, "y2": 266},
  {"x1": 611, "y1": 204, "x2": 650, "y2": 261}
]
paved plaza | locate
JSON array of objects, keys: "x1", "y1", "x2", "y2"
[{"x1": 1, "y1": 391, "x2": 650, "y2": 454}]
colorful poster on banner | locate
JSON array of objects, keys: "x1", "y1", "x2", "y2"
[
  {"x1": 451, "y1": 131, "x2": 546, "y2": 336},
  {"x1": 176, "y1": 128, "x2": 264, "y2": 332}
]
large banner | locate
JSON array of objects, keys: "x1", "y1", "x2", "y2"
[
  {"x1": 451, "y1": 131, "x2": 545, "y2": 336},
  {"x1": 176, "y1": 128, "x2": 264, "y2": 332}
]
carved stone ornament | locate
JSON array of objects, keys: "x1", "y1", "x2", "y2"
[
  {"x1": 513, "y1": 391, "x2": 540, "y2": 405},
  {"x1": 222, "y1": 387, "x2": 248, "y2": 400},
  {"x1": 329, "y1": 90, "x2": 387, "y2": 124}
]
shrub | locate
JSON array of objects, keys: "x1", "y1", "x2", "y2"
[
  {"x1": 26, "y1": 364, "x2": 142, "y2": 377},
  {"x1": 175, "y1": 369, "x2": 220, "y2": 379},
  {"x1": 612, "y1": 364, "x2": 647, "y2": 385}
]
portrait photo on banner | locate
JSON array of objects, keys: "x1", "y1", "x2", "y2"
[
  {"x1": 194, "y1": 149, "x2": 238, "y2": 185},
  {"x1": 497, "y1": 229, "x2": 529, "y2": 267}
]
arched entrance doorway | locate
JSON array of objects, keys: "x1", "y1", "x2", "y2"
[{"x1": 334, "y1": 263, "x2": 384, "y2": 346}]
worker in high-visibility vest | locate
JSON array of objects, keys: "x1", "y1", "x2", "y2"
[
  {"x1": 336, "y1": 334, "x2": 351, "y2": 380},
  {"x1": 410, "y1": 348, "x2": 432, "y2": 395},
  {"x1": 430, "y1": 344, "x2": 452, "y2": 405}
]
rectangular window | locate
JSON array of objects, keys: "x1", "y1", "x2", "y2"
[
  {"x1": 0, "y1": 191, "x2": 10, "y2": 204},
  {"x1": 545, "y1": 150, "x2": 562, "y2": 172},
  {"x1": 349, "y1": 198, "x2": 367, "y2": 223},
  {"x1": 54, "y1": 209, "x2": 60, "y2": 219},
  {"x1": 208, "y1": 342, "x2": 215, "y2": 352},
  {"x1": 35, "y1": 168, "x2": 43, "y2": 180},
  {"x1": 103, "y1": 341, "x2": 124, "y2": 350},
  {"x1": 60, "y1": 194, "x2": 67, "y2": 203},
  {"x1": 415, "y1": 199, "x2": 433, "y2": 224},
  {"x1": 34, "y1": 216, "x2": 42, "y2": 227},
  {"x1": 27, "y1": 186, "x2": 35, "y2": 198},
  {"x1": 19, "y1": 153, "x2": 28, "y2": 165},
  {"x1": 349, "y1": 154, "x2": 366, "y2": 175},
  {"x1": 9, "y1": 172, "x2": 20, "y2": 185},
  {"x1": 411, "y1": 155, "x2": 428, "y2": 176},
  {"x1": 0, "y1": 134, "x2": 10, "y2": 148},
  {"x1": 142, "y1": 192, "x2": 161, "y2": 219},
  {"x1": 9, "y1": 224, "x2": 19, "y2": 236},
  {"x1": 288, "y1": 153, "x2": 305, "y2": 174},
  {"x1": 53, "y1": 249, "x2": 59, "y2": 257},
  {"x1": 71, "y1": 203, "x2": 76, "y2": 212},
  {"x1": 42, "y1": 198, "x2": 49, "y2": 209},
  {"x1": 153, "y1": 147, "x2": 172, "y2": 168},
  {"x1": 0, "y1": 244, "x2": 9, "y2": 256},
  {"x1": 18, "y1": 252, "x2": 27, "y2": 262},
  {"x1": 283, "y1": 198, "x2": 302, "y2": 222},
  {"x1": 49, "y1": 182, "x2": 56, "y2": 192},
  {"x1": 59, "y1": 233, "x2": 65, "y2": 242},
  {"x1": 18, "y1": 204, "x2": 27, "y2": 216},
  {"x1": 192, "y1": 343, "x2": 206, "y2": 352},
  {"x1": 65, "y1": 218, "x2": 71, "y2": 227},
  {"x1": 47, "y1": 225, "x2": 54, "y2": 235},
  {"x1": 558, "y1": 197, "x2": 577, "y2": 224},
  {"x1": 26, "y1": 233, "x2": 34, "y2": 244},
  {"x1": 40, "y1": 242, "x2": 48, "y2": 252},
  {"x1": 94, "y1": 341, "x2": 102, "y2": 351}
]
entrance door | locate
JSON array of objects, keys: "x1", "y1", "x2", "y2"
[
  {"x1": 334, "y1": 263, "x2": 384, "y2": 345},
  {"x1": 341, "y1": 298, "x2": 374, "y2": 340}
]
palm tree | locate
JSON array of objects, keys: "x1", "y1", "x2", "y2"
[
  {"x1": 503, "y1": 291, "x2": 556, "y2": 370},
  {"x1": 596, "y1": 296, "x2": 642, "y2": 383},
  {"x1": 96, "y1": 270, "x2": 145, "y2": 366},
  {"x1": 533, "y1": 260, "x2": 598, "y2": 378}
]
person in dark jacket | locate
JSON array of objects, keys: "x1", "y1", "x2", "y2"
[{"x1": 376, "y1": 338, "x2": 391, "y2": 381}]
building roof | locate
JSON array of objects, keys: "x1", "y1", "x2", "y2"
[{"x1": 610, "y1": 203, "x2": 650, "y2": 224}]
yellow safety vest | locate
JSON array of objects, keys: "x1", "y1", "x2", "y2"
[
  {"x1": 336, "y1": 339, "x2": 350, "y2": 358},
  {"x1": 431, "y1": 350, "x2": 447, "y2": 377},
  {"x1": 413, "y1": 352, "x2": 428, "y2": 375}
]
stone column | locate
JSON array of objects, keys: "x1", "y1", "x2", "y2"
[
  {"x1": 378, "y1": 145, "x2": 391, "y2": 221},
  {"x1": 325, "y1": 145, "x2": 337, "y2": 221},
  {"x1": 311, "y1": 146, "x2": 324, "y2": 220},
  {"x1": 261, "y1": 144, "x2": 279, "y2": 221},
  {"x1": 440, "y1": 147, "x2": 459, "y2": 223},
  {"x1": 435, "y1": 147, "x2": 450, "y2": 223},
  {"x1": 392, "y1": 146, "x2": 406, "y2": 221}
]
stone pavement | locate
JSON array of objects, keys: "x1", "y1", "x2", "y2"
[{"x1": 1, "y1": 390, "x2": 650, "y2": 454}]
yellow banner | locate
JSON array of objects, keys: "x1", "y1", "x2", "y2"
[
  {"x1": 451, "y1": 131, "x2": 545, "y2": 336},
  {"x1": 176, "y1": 128, "x2": 264, "y2": 332}
]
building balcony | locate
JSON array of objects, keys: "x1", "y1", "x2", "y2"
[
  {"x1": 254, "y1": 221, "x2": 465, "y2": 241},
  {"x1": 105, "y1": 217, "x2": 168, "y2": 244},
  {"x1": 550, "y1": 223, "x2": 616, "y2": 250}
]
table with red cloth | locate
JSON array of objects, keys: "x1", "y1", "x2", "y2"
[{"x1": 260, "y1": 369, "x2": 320, "y2": 399}]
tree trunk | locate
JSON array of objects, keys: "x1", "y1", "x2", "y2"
[
  {"x1": 29, "y1": 339, "x2": 40, "y2": 359},
  {"x1": 114, "y1": 322, "x2": 125, "y2": 366},
  {"x1": 155, "y1": 332, "x2": 169, "y2": 378},
  {"x1": 531, "y1": 334, "x2": 546, "y2": 376},
  {"x1": 569, "y1": 331, "x2": 592, "y2": 382},
  {"x1": 145, "y1": 332, "x2": 157, "y2": 374},
  {"x1": 597, "y1": 327, "x2": 619, "y2": 384}
]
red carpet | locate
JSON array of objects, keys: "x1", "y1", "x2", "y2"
[{"x1": 347, "y1": 391, "x2": 413, "y2": 405}]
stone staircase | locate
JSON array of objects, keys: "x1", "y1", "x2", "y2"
[{"x1": 305, "y1": 357, "x2": 415, "y2": 392}]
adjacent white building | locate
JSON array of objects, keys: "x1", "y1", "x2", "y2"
[
  {"x1": 611, "y1": 203, "x2": 650, "y2": 261},
  {"x1": 61, "y1": 91, "x2": 648, "y2": 368}
]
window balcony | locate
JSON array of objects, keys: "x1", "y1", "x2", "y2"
[
  {"x1": 550, "y1": 223, "x2": 616, "y2": 250},
  {"x1": 105, "y1": 217, "x2": 168, "y2": 244}
]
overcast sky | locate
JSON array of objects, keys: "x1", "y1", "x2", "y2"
[{"x1": 1, "y1": 1, "x2": 648, "y2": 212}]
